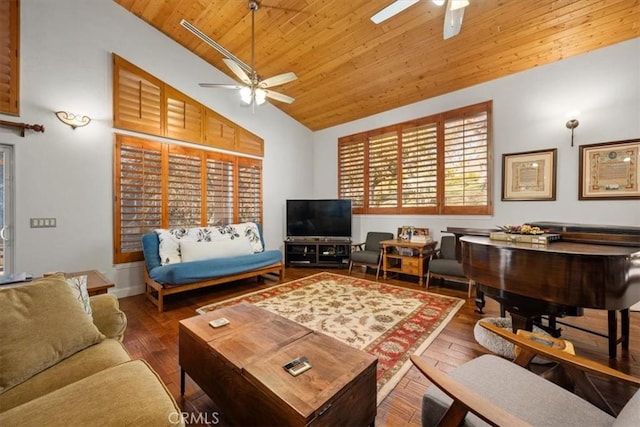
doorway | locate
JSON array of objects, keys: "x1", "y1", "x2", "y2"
[{"x1": 0, "y1": 144, "x2": 14, "y2": 275}]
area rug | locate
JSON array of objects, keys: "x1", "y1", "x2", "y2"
[{"x1": 197, "y1": 272, "x2": 464, "y2": 404}]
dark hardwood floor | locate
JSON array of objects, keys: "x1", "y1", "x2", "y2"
[{"x1": 119, "y1": 267, "x2": 640, "y2": 426}]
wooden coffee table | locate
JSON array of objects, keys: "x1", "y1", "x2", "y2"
[{"x1": 179, "y1": 302, "x2": 377, "y2": 426}]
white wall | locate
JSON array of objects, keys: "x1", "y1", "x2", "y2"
[
  {"x1": 313, "y1": 38, "x2": 640, "y2": 244},
  {"x1": 0, "y1": 0, "x2": 314, "y2": 296}
]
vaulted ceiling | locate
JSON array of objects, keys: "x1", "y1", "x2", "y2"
[{"x1": 114, "y1": 0, "x2": 640, "y2": 131}]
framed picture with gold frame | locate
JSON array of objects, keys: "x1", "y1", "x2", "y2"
[
  {"x1": 502, "y1": 148, "x2": 557, "y2": 201},
  {"x1": 579, "y1": 139, "x2": 640, "y2": 200}
]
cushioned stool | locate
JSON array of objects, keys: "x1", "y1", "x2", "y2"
[{"x1": 474, "y1": 317, "x2": 553, "y2": 360}]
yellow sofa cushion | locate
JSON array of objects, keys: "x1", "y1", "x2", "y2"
[
  {"x1": 0, "y1": 275, "x2": 104, "y2": 393},
  {"x1": 0, "y1": 360, "x2": 184, "y2": 427},
  {"x1": 0, "y1": 339, "x2": 131, "y2": 411}
]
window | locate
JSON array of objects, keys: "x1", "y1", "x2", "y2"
[
  {"x1": 0, "y1": 0, "x2": 19, "y2": 115},
  {"x1": 338, "y1": 101, "x2": 492, "y2": 215},
  {"x1": 113, "y1": 134, "x2": 263, "y2": 264}
]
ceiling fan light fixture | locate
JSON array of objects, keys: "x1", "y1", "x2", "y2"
[
  {"x1": 255, "y1": 88, "x2": 266, "y2": 105},
  {"x1": 240, "y1": 87, "x2": 252, "y2": 104}
]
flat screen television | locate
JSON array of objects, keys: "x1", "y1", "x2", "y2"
[{"x1": 286, "y1": 199, "x2": 352, "y2": 240}]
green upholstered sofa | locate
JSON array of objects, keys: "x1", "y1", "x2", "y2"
[{"x1": 0, "y1": 275, "x2": 183, "y2": 426}]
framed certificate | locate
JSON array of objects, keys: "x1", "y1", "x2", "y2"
[
  {"x1": 579, "y1": 139, "x2": 640, "y2": 200},
  {"x1": 502, "y1": 148, "x2": 556, "y2": 201}
]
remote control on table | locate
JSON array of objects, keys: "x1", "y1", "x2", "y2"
[
  {"x1": 283, "y1": 356, "x2": 312, "y2": 376},
  {"x1": 209, "y1": 317, "x2": 230, "y2": 328}
]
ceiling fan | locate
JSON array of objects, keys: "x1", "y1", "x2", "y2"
[
  {"x1": 371, "y1": 0, "x2": 470, "y2": 40},
  {"x1": 180, "y1": 1, "x2": 297, "y2": 107}
]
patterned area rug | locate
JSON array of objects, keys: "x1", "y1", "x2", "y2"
[{"x1": 197, "y1": 272, "x2": 464, "y2": 404}]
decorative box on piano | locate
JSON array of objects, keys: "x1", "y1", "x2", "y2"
[{"x1": 489, "y1": 232, "x2": 561, "y2": 245}]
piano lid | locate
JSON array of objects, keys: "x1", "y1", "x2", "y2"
[{"x1": 528, "y1": 221, "x2": 640, "y2": 247}]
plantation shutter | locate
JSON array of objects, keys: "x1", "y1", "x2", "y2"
[
  {"x1": 114, "y1": 56, "x2": 164, "y2": 135},
  {"x1": 114, "y1": 136, "x2": 163, "y2": 263},
  {"x1": 443, "y1": 108, "x2": 490, "y2": 213},
  {"x1": 113, "y1": 134, "x2": 264, "y2": 264},
  {"x1": 204, "y1": 108, "x2": 236, "y2": 151},
  {"x1": 338, "y1": 136, "x2": 365, "y2": 211},
  {"x1": 368, "y1": 131, "x2": 398, "y2": 208},
  {"x1": 206, "y1": 153, "x2": 235, "y2": 226},
  {"x1": 165, "y1": 87, "x2": 203, "y2": 144},
  {"x1": 0, "y1": 0, "x2": 19, "y2": 115},
  {"x1": 337, "y1": 101, "x2": 491, "y2": 215},
  {"x1": 167, "y1": 146, "x2": 203, "y2": 228},
  {"x1": 237, "y1": 158, "x2": 262, "y2": 223},
  {"x1": 402, "y1": 123, "x2": 438, "y2": 209}
]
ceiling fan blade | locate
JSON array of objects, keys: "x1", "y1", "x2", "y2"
[
  {"x1": 443, "y1": 0, "x2": 466, "y2": 39},
  {"x1": 371, "y1": 0, "x2": 419, "y2": 24},
  {"x1": 198, "y1": 83, "x2": 244, "y2": 89},
  {"x1": 222, "y1": 58, "x2": 252, "y2": 85},
  {"x1": 264, "y1": 89, "x2": 295, "y2": 104},
  {"x1": 180, "y1": 19, "x2": 252, "y2": 75},
  {"x1": 258, "y1": 72, "x2": 298, "y2": 88}
]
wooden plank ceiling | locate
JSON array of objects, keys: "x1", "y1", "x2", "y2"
[{"x1": 114, "y1": 0, "x2": 640, "y2": 131}]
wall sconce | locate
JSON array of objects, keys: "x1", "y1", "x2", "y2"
[
  {"x1": 565, "y1": 112, "x2": 580, "y2": 147},
  {"x1": 55, "y1": 111, "x2": 91, "y2": 129}
]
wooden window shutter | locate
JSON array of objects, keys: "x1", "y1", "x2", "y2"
[
  {"x1": 237, "y1": 157, "x2": 262, "y2": 224},
  {"x1": 206, "y1": 153, "x2": 235, "y2": 226},
  {"x1": 338, "y1": 135, "x2": 366, "y2": 211},
  {"x1": 368, "y1": 130, "x2": 399, "y2": 208},
  {"x1": 114, "y1": 135, "x2": 163, "y2": 263},
  {"x1": 113, "y1": 55, "x2": 164, "y2": 135},
  {"x1": 165, "y1": 87, "x2": 203, "y2": 144},
  {"x1": 204, "y1": 108, "x2": 236, "y2": 151},
  {"x1": 401, "y1": 122, "x2": 438, "y2": 209},
  {"x1": 167, "y1": 146, "x2": 204, "y2": 228},
  {"x1": 0, "y1": 0, "x2": 19, "y2": 115},
  {"x1": 237, "y1": 128, "x2": 264, "y2": 157},
  {"x1": 442, "y1": 105, "x2": 491, "y2": 214}
]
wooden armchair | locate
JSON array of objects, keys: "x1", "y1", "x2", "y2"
[{"x1": 411, "y1": 321, "x2": 640, "y2": 426}]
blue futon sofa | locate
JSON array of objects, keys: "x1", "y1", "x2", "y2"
[{"x1": 141, "y1": 224, "x2": 283, "y2": 312}]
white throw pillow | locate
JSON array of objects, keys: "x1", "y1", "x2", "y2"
[
  {"x1": 155, "y1": 227, "x2": 215, "y2": 265},
  {"x1": 234, "y1": 222, "x2": 264, "y2": 253},
  {"x1": 180, "y1": 239, "x2": 254, "y2": 262},
  {"x1": 65, "y1": 275, "x2": 92, "y2": 319}
]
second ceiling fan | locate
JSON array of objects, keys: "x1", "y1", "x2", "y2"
[
  {"x1": 371, "y1": 0, "x2": 470, "y2": 40},
  {"x1": 181, "y1": 1, "x2": 297, "y2": 106}
]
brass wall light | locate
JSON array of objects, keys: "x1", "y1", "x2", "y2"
[
  {"x1": 55, "y1": 111, "x2": 91, "y2": 129},
  {"x1": 565, "y1": 112, "x2": 579, "y2": 147}
]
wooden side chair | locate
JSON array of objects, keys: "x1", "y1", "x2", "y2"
[
  {"x1": 348, "y1": 231, "x2": 394, "y2": 280},
  {"x1": 411, "y1": 321, "x2": 640, "y2": 426},
  {"x1": 426, "y1": 235, "x2": 475, "y2": 297}
]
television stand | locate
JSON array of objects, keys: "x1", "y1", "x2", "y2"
[{"x1": 284, "y1": 239, "x2": 352, "y2": 268}]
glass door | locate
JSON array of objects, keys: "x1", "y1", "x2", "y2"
[{"x1": 0, "y1": 145, "x2": 14, "y2": 275}]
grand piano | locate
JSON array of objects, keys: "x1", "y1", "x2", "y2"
[{"x1": 449, "y1": 222, "x2": 640, "y2": 358}]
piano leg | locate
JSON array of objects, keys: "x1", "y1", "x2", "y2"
[
  {"x1": 621, "y1": 309, "x2": 629, "y2": 350},
  {"x1": 607, "y1": 309, "x2": 630, "y2": 359},
  {"x1": 475, "y1": 289, "x2": 485, "y2": 314},
  {"x1": 608, "y1": 311, "x2": 617, "y2": 359},
  {"x1": 509, "y1": 312, "x2": 534, "y2": 332}
]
